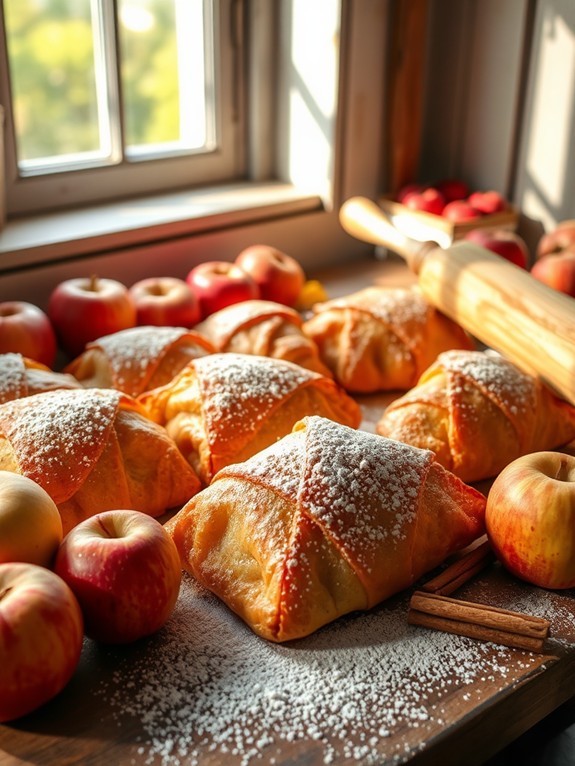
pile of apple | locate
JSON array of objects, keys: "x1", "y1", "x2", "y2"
[
  {"x1": 0, "y1": 471, "x2": 183, "y2": 722},
  {"x1": 396, "y1": 179, "x2": 511, "y2": 223},
  {"x1": 0, "y1": 244, "x2": 306, "y2": 365},
  {"x1": 530, "y1": 219, "x2": 575, "y2": 298}
]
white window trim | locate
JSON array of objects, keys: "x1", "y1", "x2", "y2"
[{"x1": 0, "y1": 0, "x2": 389, "y2": 306}]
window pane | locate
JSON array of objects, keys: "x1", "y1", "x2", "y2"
[
  {"x1": 4, "y1": 0, "x2": 111, "y2": 170},
  {"x1": 119, "y1": 0, "x2": 212, "y2": 158}
]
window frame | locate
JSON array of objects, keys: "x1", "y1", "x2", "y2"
[
  {"x1": 0, "y1": 0, "x2": 247, "y2": 216},
  {"x1": 0, "y1": 0, "x2": 390, "y2": 308}
]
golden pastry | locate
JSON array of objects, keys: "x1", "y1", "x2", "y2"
[
  {"x1": 0, "y1": 388, "x2": 201, "y2": 533},
  {"x1": 195, "y1": 299, "x2": 332, "y2": 376},
  {"x1": 64, "y1": 325, "x2": 215, "y2": 396},
  {"x1": 167, "y1": 415, "x2": 486, "y2": 642},
  {"x1": 302, "y1": 285, "x2": 475, "y2": 392},
  {"x1": 0, "y1": 352, "x2": 81, "y2": 404},
  {"x1": 138, "y1": 352, "x2": 362, "y2": 484},
  {"x1": 376, "y1": 349, "x2": 575, "y2": 482}
]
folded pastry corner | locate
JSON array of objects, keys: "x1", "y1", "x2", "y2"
[
  {"x1": 0, "y1": 388, "x2": 201, "y2": 533},
  {"x1": 376, "y1": 349, "x2": 575, "y2": 482},
  {"x1": 64, "y1": 325, "x2": 215, "y2": 396},
  {"x1": 167, "y1": 415, "x2": 486, "y2": 642},
  {"x1": 302, "y1": 285, "x2": 475, "y2": 393},
  {"x1": 0, "y1": 352, "x2": 82, "y2": 404},
  {"x1": 195, "y1": 299, "x2": 333, "y2": 377},
  {"x1": 139, "y1": 353, "x2": 362, "y2": 485}
]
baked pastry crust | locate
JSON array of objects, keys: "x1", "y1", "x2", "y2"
[
  {"x1": 0, "y1": 352, "x2": 82, "y2": 404},
  {"x1": 138, "y1": 352, "x2": 362, "y2": 485},
  {"x1": 167, "y1": 415, "x2": 486, "y2": 642},
  {"x1": 0, "y1": 388, "x2": 201, "y2": 532},
  {"x1": 302, "y1": 286, "x2": 475, "y2": 393},
  {"x1": 376, "y1": 349, "x2": 575, "y2": 482},
  {"x1": 64, "y1": 326, "x2": 215, "y2": 396},
  {"x1": 195, "y1": 299, "x2": 332, "y2": 376}
]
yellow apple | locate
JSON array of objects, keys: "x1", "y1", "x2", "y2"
[
  {"x1": 485, "y1": 451, "x2": 575, "y2": 589},
  {"x1": 0, "y1": 471, "x2": 63, "y2": 567}
]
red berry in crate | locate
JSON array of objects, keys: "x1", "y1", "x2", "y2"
[
  {"x1": 442, "y1": 200, "x2": 483, "y2": 223},
  {"x1": 403, "y1": 187, "x2": 446, "y2": 215},
  {"x1": 468, "y1": 190, "x2": 507, "y2": 215}
]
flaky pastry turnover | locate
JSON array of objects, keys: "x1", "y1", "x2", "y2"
[
  {"x1": 167, "y1": 415, "x2": 486, "y2": 642},
  {"x1": 64, "y1": 325, "x2": 215, "y2": 396},
  {"x1": 302, "y1": 285, "x2": 475, "y2": 393},
  {"x1": 138, "y1": 352, "x2": 362, "y2": 485},
  {"x1": 0, "y1": 352, "x2": 82, "y2": 404},
  {"x1": 376, "y1": 350, "x2": 575, "y2": 482},
  {"x1": 0, "y1": 388, "x2": 201, "y2": 532},
  {"x1": 195, "y1": 299, "x2": 332, "y2": 376}
]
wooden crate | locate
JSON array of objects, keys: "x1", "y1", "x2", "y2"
[{"x1": 378, "y1": 194, "x2": 519, "y2": 249}]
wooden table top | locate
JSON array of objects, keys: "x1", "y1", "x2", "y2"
[{"x1": 2, "y1": 253, "x2": 575, "y2": 766}]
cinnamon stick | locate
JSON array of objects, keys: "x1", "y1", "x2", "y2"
[
  {"x1": 422, "y1": 539, "x2": 494, "y2": 596},
  {"x1": 408, "y1": 590, "x2": 550, "y2": 653}
]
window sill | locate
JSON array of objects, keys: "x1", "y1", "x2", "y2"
[{"x1": 0, "y1": 181, "x2": 323, "y2": 272}]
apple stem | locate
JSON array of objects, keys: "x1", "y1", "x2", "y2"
[
  {"x1": 89, "y1": 274, "x2": 99, "y2": 292},
  {"x1": 0, "y1": 586, "x2": 12, "y2": 601}
]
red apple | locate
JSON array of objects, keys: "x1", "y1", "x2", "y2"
[
  {"x1": 531, "y1": 251, "x2": 575, "y2": 297},
  {"x1": 396, "y1": 182, "x2": 424, "y2": 203},
  {"x1": 129, "y1": 276, "x2": 201, "y2": 327},
  {"x1": 435, "y1": 178, "x2": 470, "y2": 203},
  {"x1": 186, "y1": 261, "x2": 260, "y2": 319},
  {"x1": 0, "y1": 471, "x2": 63, "y2": 568},
  {"x1": 0, "y1": 562, "x2": 84, "y2": 722},
  {"x1": 0, "y1": 302, "x2": 57, "y2": 368},
  {"x1": 403, "y1": 187, "x2": 446, "y2": 215},
  {"x1": 486, "y1": 451, "x2": 575, "y2": 589},
  {"x1": 463, "y1": 228, "x2": 530, "y2": 269},
  {"x1": 54, "y1": 509, "x2": 182, "y2": 644},
  {"x1": 48, "y1": 275, "x2": 137, "y2": 358},
  {"x1": 536, "y1": 220, "x2": 575, "y2": 259},
  {"x1": 235, "y1": 245, "x2": 306, "y2": 307},
  {"x1": 468, "y1": 190, "x2": 507, "y2": 215},
  {"x1": 442, "y1": 200, "x2": 483, "y2": 222}
]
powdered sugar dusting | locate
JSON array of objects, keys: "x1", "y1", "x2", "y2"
[
  {"x1": 94, "y1": 326, "x2": 190, "y2": 388},
  {"x1": 317, "y1": 287, "x2": 430, "y2": 328},
  {"x1": 196, "y1": 353, "x2": 317, "y2": 446},
  {"x1": 0, "y1": 353, "x2": 26, "y2": 401},
  {"x1": 222, "y1": 427, "x2": 306, "y2": 499},
  {"x1": 0, "y1": 388, "x2": 120, "y2": 501},
  {"x1": 300, "y1": 417, "x2": 432, "y2": 566},
  {"x1": 96, "y1": 573, "x2": 551, "y2": 766},
  {"x1": 438, "y1": 350, "x2": 536, "y2": 419}
]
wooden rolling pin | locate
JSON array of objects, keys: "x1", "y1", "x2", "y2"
[{"x1": 339, "y1": 196, "x2": 575, "y2": 407}]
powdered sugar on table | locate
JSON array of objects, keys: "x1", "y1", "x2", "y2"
[{"x1": 95, "y1": 569, "x2": 573, "y2": 766}]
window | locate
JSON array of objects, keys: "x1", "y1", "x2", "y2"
[
  {"x1": 0, "y1": 0, "x2": 389, "y2": 291},
  {"x1": 0, "y1": 0, "x2": 246, "y2": 215}
]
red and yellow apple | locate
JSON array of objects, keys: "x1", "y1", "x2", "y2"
[
  {"x1": 536, "y1": 220, "x2": 575, "y2": 259},
  {"x1": 403, "y1": 187, "x2": 446, "y2": 215},
  {"x1": 486, "y1": 451, "x2": 575, "y2": 589},
  {"x1": 48, "y1": 275, "x2": 137, "y2": 358},
  {"x1": 186, "y1": 261, "x2": 260, "y2": 319},
  {"x1": 442, "y1": 200, "x2": 483, "y2": 223},
  {"x1": 0, "y1": 472, "x2": 63, "y2": 568},
  {"x1": 54, "y1": 509, "x2": 182, "y2": 644},
  {"x1": 463, "y1": 228, "x2": 530, "y2": 269},
  {"x1": 468, "y1": 190, "x2": 507, "y2": 215},
  {"x1": 235, "y1": 245, "x2": 306, "y2": 307},
  {"x1": 0, "y1": 562, "x2": 84, "y2": 722},
  {"x1": 129, "y1": 276, "x2": 201, "y2": 327},
  {"x1": 531, "y1": 251, "x2": 575, "y2": 298},
  {"x1": 0, "y1": 301, "x2": 57, "y2": 368}
]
